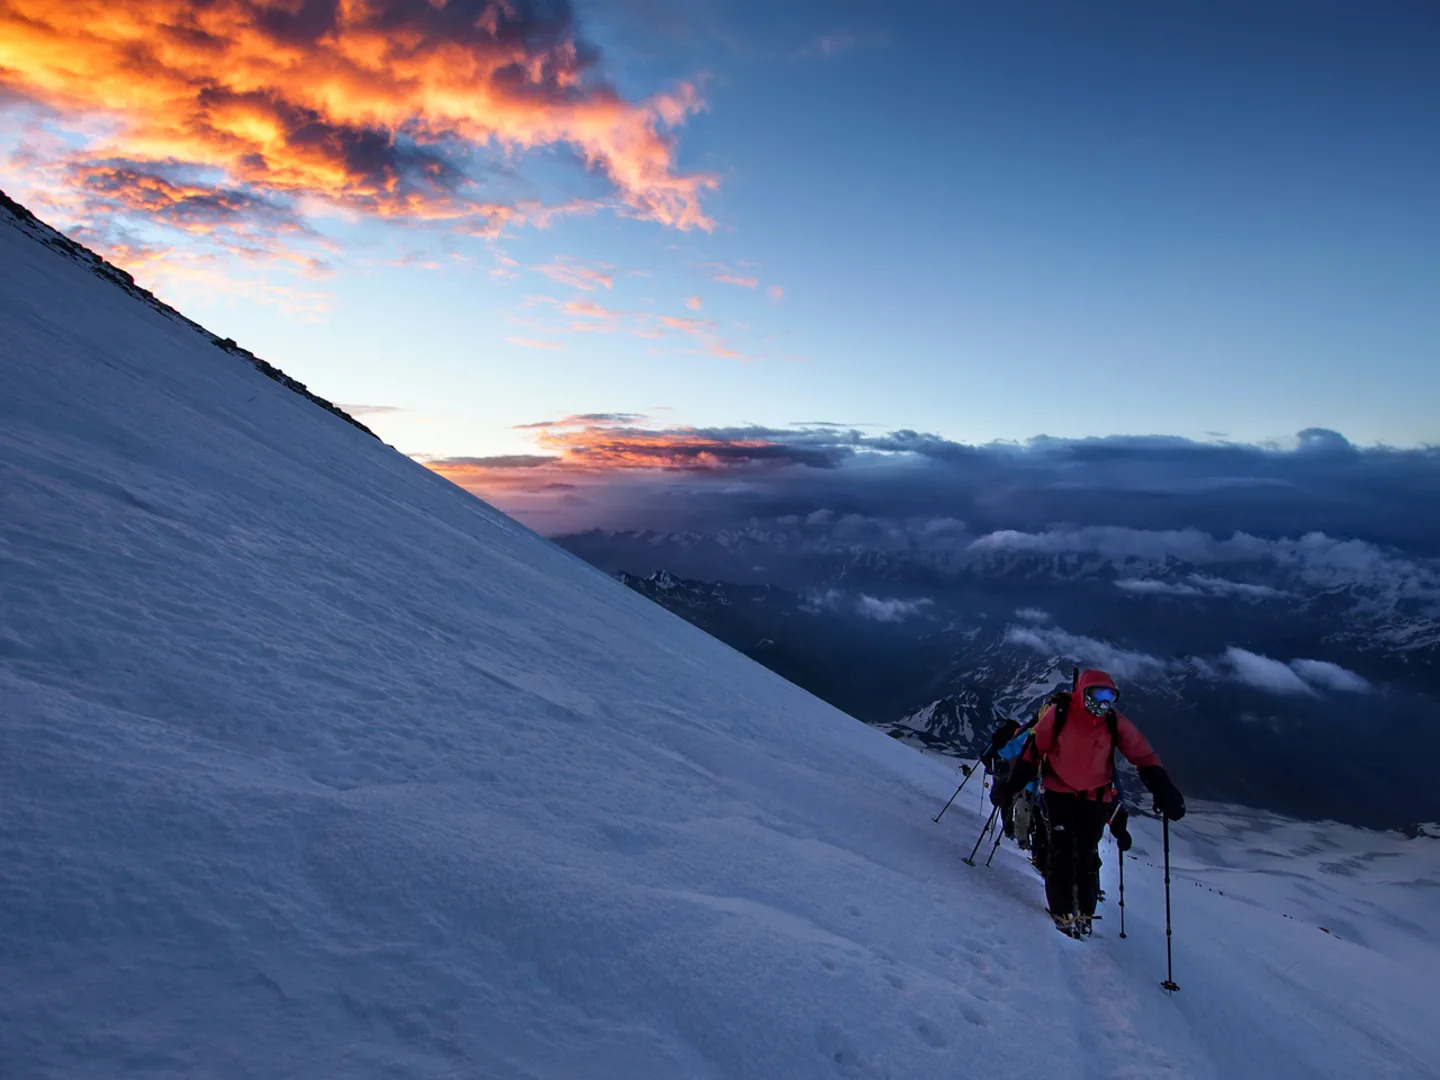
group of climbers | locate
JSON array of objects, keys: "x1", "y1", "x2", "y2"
[{"x1": 981, "y1": 668, "x2": 1185, "y2": 938}]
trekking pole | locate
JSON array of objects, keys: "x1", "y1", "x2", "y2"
[
  {"x1": 1115, "y1": 845, "x2": 1127, "y2": 938},
  {"x1": 932, "y1": 762, "x2": 978, "y2": 823},
  {"x1": 962, "y1": 806, "x2": 999, "y2": 866},
  {"x1": 984, "y1": 821, "x2": 1005, "y2": 867},
  {"x1": 1160, "y1": 815, "x2": 1179, "y2": 991}
]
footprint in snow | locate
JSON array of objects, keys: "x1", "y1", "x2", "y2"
[
  {"x1": 883, "y1": 972, "x2": 906, "y2": 990},
  {"x1": 912, "y1": 1016, "x2": 949, "y2": 1049},
  {"x1": 814, "y1": 1022, "x2": 876, "y2": 1078}
]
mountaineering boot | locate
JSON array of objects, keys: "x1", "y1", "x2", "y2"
[
  {"x1": 1050, "y1": 912, "x2": 1077, "y2": 937},
  {"x1": 1073, "y1": 915, "x2": 1094, "y2": 937}
]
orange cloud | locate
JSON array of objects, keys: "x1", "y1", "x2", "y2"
[
  {"x1": 531, "y1": 428, "x2": 781, "y2": 469},
  {"x1": 419, "y1": 422, "x2": 847, "y2": 521},
  {"x1": 427, "y1": 423, "x2": 841, "y2": 481},
  {"x1": 684, "y1": 295, "x2": 702, "y2": 310},
  {"x1": 0, "y1": 0, "x2": 717, "y2": 295}
]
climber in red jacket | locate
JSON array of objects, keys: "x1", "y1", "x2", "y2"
[{"x1": 992, "y1": 668, "x2": 1185, "y2": 937}]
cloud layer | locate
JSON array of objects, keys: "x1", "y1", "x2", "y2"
[
  {"x1": 855, "y1": 595, "x2": 932, "y2": 623},
  {"x1": 802, "y1": 589, "x2": 932, "y2": 624},
  {"x1": 1004, "y1": 628, "x2": 1373, "y2": 697},
  {"x1": 427, "y1": 422, "x2": 1440, "y2": 638},
  {"x1": 1004, "y1": 626, "x2": 1169, "y2": 681},
  {"x1": 430, "y1": 420, "x2": 1440, "y2": 553},
  {"x1": 1223, "y1": 647, "x2": 1318, "y2": 696}
]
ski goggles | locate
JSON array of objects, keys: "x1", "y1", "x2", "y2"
[{"x1": 1084, "y1": 686, "x2": 1119, "y2": 706}]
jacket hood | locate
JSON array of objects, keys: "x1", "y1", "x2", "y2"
[{"x1": 1074, "y1": 669, "x2": 1118, "y2": 697}]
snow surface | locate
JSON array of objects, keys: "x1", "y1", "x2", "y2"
[{"x1": 3, "y1": 205, "x2": 1439, "y2": 1079}]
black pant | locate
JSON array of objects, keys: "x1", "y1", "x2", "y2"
[{"x1": 1042, "y1": 792, "x2": 1111, "y2": 918}]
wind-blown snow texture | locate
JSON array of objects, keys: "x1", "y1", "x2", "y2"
[{"x1": 3, "y1": 202, "x2": 1438, "y2": 1079}]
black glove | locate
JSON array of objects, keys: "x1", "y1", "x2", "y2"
[
  {"x1": 1109, "y1": 806, "x2": 1133, "y2": 852},
  {"x1": 1140, "y1": 765, "x2": 1186, "y2": 821},
  {"x1": 989, "y1": 779, "x2": 1010, "y2": 808}
]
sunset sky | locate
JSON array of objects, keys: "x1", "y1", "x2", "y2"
[{"x1": 3, "y1": 0, "x2": 1437, "y2": 532}]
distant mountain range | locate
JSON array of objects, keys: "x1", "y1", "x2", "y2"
[{"x1": 568, "y1": 528, "x2": 1440, "y2": 829}]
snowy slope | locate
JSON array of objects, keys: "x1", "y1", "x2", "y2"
[{"x1": 2, "y1": 202, "x2": 1438, "y2": 1080}]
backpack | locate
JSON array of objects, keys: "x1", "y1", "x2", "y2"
[{"x1": 981, "y1": 718, "x2": 1022, "y2": 768}]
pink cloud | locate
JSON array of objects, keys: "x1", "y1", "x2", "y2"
[
  {"x1": 507, "y1": 296, "x2": 751, "y2": 359},
  {"x1": 565, "y1": 299, "x2": 619, "y2": 319},
  {"x1": 697, "y1": 262, "x2": 759, "y2": 288},
  {"x1": 716, "y1": 273, "x2": 759, "y2": 288},
  {"x1": 535, "y1": 257, "x2": 615, "y2": 292},
  {"x1": 685, "y1": 295, "x2": 703, "y2": 311}
]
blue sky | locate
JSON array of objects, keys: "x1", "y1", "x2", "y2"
[{"x1": 3, "y1": 0, "x2": 1437, "y2": 510}]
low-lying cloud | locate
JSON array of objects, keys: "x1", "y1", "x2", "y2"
[
  {"x1": 1004, "y1": 626, "x2": 1170, "y2": 682},
  {"x1": 803, "y1": 589, "x2": 932, "y2": 623},
  {"x1": 436, "y1": 421, "x2": 1440, "y2": 545},
  {"x1": 856, "y1": 595, "x2": 933, "y2": 623},
  {"x1": 1115, "y1": 574, "x2": 1287, "y2": 600},
  {"x1": 1224, "y1": 647, "x2": 1317, "y2": 696},
  {"x1": 1221, "y1": 649, "x2": 1370, "y2": 696},
  {"x1": 1288, "y1": 658, "x2": 1373, "y2": 694},
  {"x1": 430, "y1": 423, "x2": 1440, "y2": 609},
  {"x1": 1003, "y1": 628, "x2": 1374, "y2": 698}
]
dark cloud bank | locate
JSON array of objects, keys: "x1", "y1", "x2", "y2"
[{"x1": 536, "y1": 426, "x2": 1440, "y2": 556}]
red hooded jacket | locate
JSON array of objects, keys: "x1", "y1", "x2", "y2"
[{"x1": 1023, "y1": 668, "x2": 1161, "y2": 799}]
